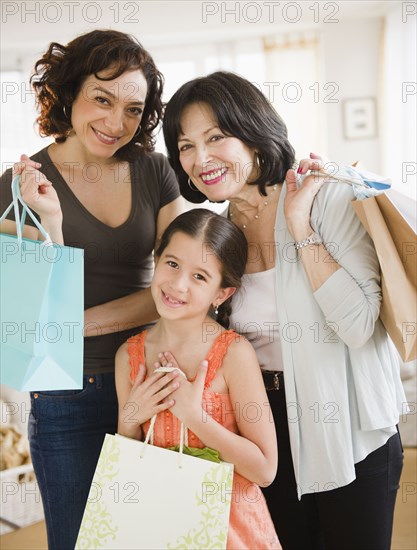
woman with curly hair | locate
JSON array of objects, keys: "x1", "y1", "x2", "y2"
[{"x1": 0, "y1": 29, "x2": 183, "y2": 549}]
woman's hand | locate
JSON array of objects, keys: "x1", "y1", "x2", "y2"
[
  {"x1": 13, "y1": 154, "x2": 64, "y2": 243},
  {"x1": 284, "y1": 152, "x2": 327, "y2": 241},
  {"x1": 297, "y1": 152, "x2": 325, "y2": 176},
  {"x1": 13, "y1": 154, "x2": 62, "y2": 222},
  {"x1": 118, "y1": 365, "x2": 180, "y2": 437}
]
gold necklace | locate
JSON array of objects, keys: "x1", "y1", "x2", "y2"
[{"x1": 229, "y1": 184, "x2": 278, "y2": 229}]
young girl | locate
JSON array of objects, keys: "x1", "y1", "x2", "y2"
[{"x1": 116, "y1": 209, "x2": 280, "y2": 550}]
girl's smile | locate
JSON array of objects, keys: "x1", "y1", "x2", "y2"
[
  {"x1": 152, "y1": 231, "x2": 233, "y2": 322},
  {"x1": 161, "y1": 290, "x2": 186, "y2": 308}
]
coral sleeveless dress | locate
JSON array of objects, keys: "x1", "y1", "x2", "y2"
[{"x1": 127, "y1": 329, "x2": 280, "y2": 550}]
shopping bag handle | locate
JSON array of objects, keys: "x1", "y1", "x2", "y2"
[
  {"x1": 0, "y1": 176, "x2": 52, "y2": 245},
  {"x1": 141, "y1": 366, "x2": 189, "y2": 466},
  {"x1": 304, "y1": 165, "x2": 391, "y2": 201},
  {"x1": 144, "y1": 413, "x2": 189, "y2": 448}
]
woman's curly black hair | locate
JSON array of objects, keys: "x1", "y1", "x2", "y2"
[{"x1": 30, "y1": 29, "x2": 164, "y2": 160}]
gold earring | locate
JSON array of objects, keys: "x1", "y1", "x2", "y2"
[
  {"x1": 134, "y1": 125, "x2": 143, "y2": 147},
  {"x1": 213, "y1": 303, "x2": 219, "y2": 315},
  {"x1": 187, "y1": 177, "x2": 199, "y2": 192},
  {"x1": 255, "y1": 152, "x2": 264, "y2": 168},
  {"x1": 63, "y1": 105, "x2": 71, "y2": 121}
]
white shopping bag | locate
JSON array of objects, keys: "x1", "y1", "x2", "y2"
[{"x1": 75, "y1": 429, "x2": 234, "y2": 549}]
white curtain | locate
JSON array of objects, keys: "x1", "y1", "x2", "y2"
[
  {"x1": 381, "y1": 5, "x2": 417, "y2": 199},
  {"x1": 263, "y1": 32, "x2": 324, "y2": 161}
]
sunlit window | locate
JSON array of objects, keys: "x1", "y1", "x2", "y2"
[{"x1": 0, "y1": 71, "x2": 53, "y2": 171}]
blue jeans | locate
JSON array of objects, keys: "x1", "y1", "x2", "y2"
[{"x1": 28, "y1": 373, "x2": 118, "y2": 550}]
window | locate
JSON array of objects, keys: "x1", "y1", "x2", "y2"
[{"x1": 0, "y1": 71, "x2": 52, "y2": 171}]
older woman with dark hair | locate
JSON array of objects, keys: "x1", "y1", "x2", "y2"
[
  {"x1": 0, "y1": 29, "x2": 183, "y2": 549},
  {"x1": 164, "y1": 71, "x2": 295, "y2": 203},
  {"x1": 161, "y1": 71, "x2": 405, "y2": 550}
]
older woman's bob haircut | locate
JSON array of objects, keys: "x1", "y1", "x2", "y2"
[
  {"x1": 163, "y1": 71, "x2": 296, "y2": 203},
  {"x1": 31, "y1": 29, "x2": 164, "y2": 160}
]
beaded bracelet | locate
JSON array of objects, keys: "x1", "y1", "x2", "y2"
[{"x1": 294, "y1": 232, "x2": 322, "y2": 250}]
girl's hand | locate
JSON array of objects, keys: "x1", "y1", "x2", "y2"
[
  {"x1": 158, "y1": 351, "x2": 179, "y2": 369},
  {"x1": 167, "y1": 360, "x2": 208, "y2": 425},
  {"x1": 119, "y1": 364, "x2": 180, "y2": 430},
  {"x1": 13, "y1": 154, "x2": 62, "y2": 222},
  {"x1": 284, "y1": 152, "x2": 327, "y2": 241}
]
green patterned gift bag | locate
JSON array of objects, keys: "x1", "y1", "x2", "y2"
[{"x1": 75, "y1": 426, "x2": 233, "y2": 549}]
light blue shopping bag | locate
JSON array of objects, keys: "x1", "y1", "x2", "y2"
[{"x1": 0, "y1": 176, "x2": 84, "y2": 390}]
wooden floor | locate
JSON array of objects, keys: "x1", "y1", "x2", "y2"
[
  {"x1": 392, "y1": 447, "x2": 417, "y2": 550},
  {"x1": 1, "y1": 448, "x2": 416, "y2": 549}
]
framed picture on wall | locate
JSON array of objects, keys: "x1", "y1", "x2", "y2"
[{"x1": 343, "y1": 98, "x2": 377, "y2": 140}]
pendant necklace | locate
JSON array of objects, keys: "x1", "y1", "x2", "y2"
[{"x1": 228, "y1": 184, "x2": 278, "y2": 230}]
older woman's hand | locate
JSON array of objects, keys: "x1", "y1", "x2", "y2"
[
  {"x1": 284, "y1": 153, "x2": 327, "y2": 241},
  {"x1": 296, "y1": 152, "x2": 326, "y2": 176}
]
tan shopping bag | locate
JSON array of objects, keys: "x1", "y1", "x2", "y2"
[{"x1": 352, "y1": 192, "x2": 417, "y2": 361}]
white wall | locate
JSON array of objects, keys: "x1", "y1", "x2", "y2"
[{"x1": 322, "y1": 18, "x2": 382, "y2": 171}]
